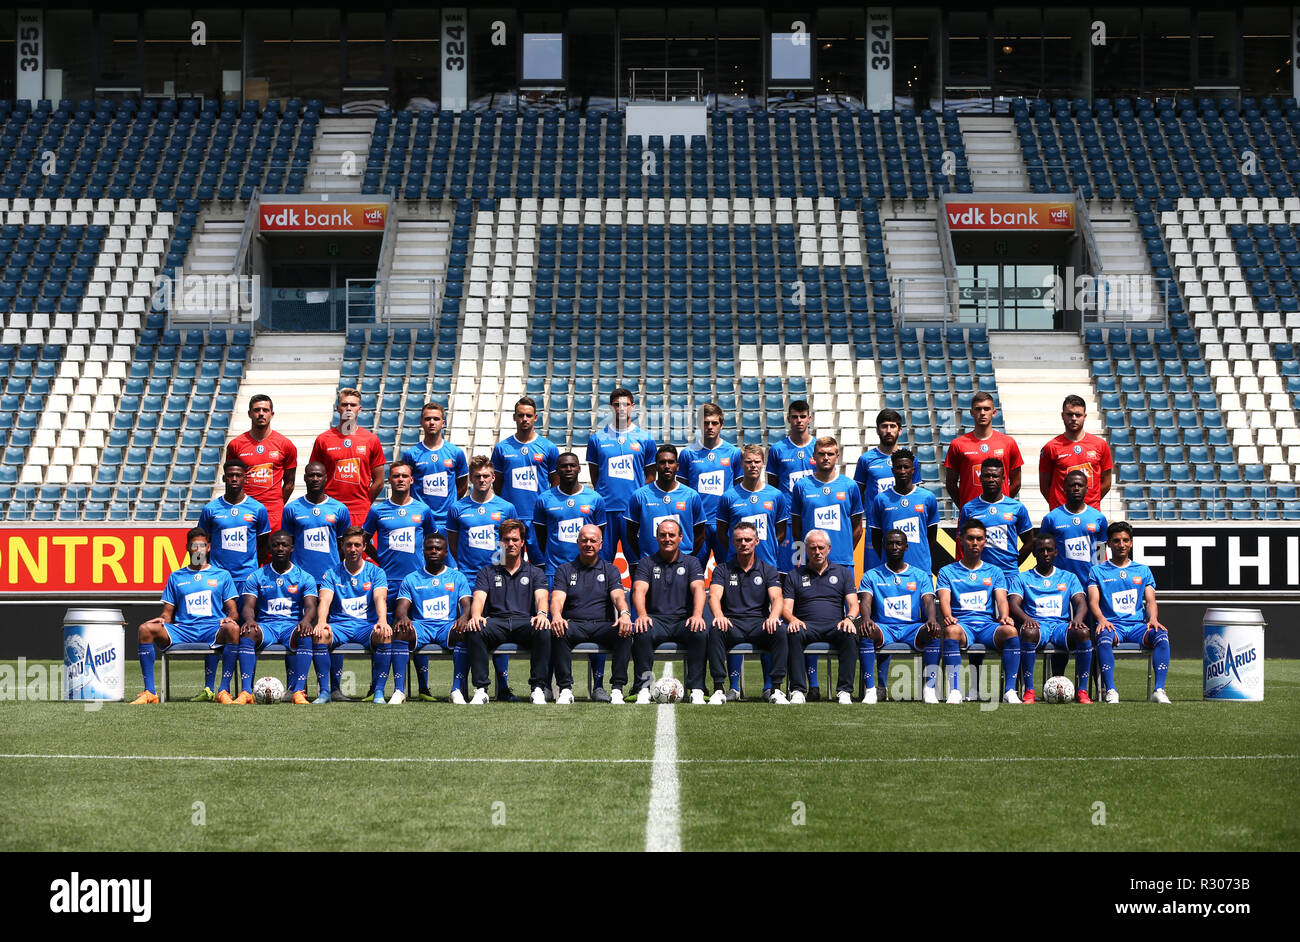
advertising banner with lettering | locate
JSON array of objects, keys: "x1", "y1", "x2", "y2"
[
  {"x1": 945, "y1": 200, "x2": 1075, "y2": 231},
  {"x1": 0, "y1": 529, "x2": 189, "y2": 595},
  {"x1": 258, "y1": 202, "x2": 387, "y2": 233}
]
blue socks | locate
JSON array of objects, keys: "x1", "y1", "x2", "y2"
[
  {"x1": 219, "y1": 642, "x2": 238, "y2": 694},
  {"x1": 414, "y1": 653, "x2": 431, "y2": 694},
  {"x1": 1151, "y1": 630, "x2": 1170, "y2": 690},
  {"x1": 331, "y1": 652, "x2": 345, "y2": 694},
  {"x1": 807, "y1": 658, "x2": 820, "y2": 690},
  {"x1": 1097, "y1": 633, "x2": 1115, "y2": 692},
  {"x1": 1000, "y1": 636, "x2": 1020, "y2": 694},
  {"x1": 372, "y1": 642, "x2": 392, "y2": 701},
  {"x1": 391, "y1": 640, "x2": 409, "y2": 697},
  {"x1": 728, "y1": 652, "x2": 744, "y2": 692},
  {"x1": 1074, "y1": 639, "x2": 1093, "y2": 692},
  {"x1": 923, "y1": 638, "x2": 940, "y2": 691},
  {"x1": 877, "y1": 654, "x2": 891, "y2": 689},
  {"x1": 288, "y1": 641, "x2": 311, "y2": 693},
  {"x1": 1020, "y1": 639, "x2": 1038, "y2": 693},
  {"x1": 494, "y1": 653, "x2": 510, "y2": 694},
  {"x1": 237, "y1": 637, "x2": 257, "y2": 695},
  {"x1": 858, "y1": 637, "x2": 876, "y2": 691},
  {"x1": 313, "y1": 643, "x2": 332, "y2": 698},
  {"x1": 452, "y1": 644, "x2": 468, "y2": 695},
  {"x1": 139, "y1": 641, "x2": 157, "y2": 693},
  {"x1": 941, "y1": 638, "x2": 962, "y2": 695},
  {"x1": 760, "y1": 653, "x2": 772, "y2": 690},
  {"x1": 203, "y1": 654, "x2": 218, "y2": 690},
  {"x1": 590, "y1": 654, "x2": 606, "y2": 689}
]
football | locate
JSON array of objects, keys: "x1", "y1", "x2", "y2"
[
  {"x1": 253, "y1": 676, "x2": 285, "y2": 704},
  {"x1": 652, "y1": 677, "x2": 685, "y2": 703},
  {"x1": 1042, "y1": 676, "x2": 1075, "y2": 704}
]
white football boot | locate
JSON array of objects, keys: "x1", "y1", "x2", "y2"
[
  {"x1": 450, "y1": 688, "x2": 467, "y2": 705},
  {"x1": 946, "y1": 688, "x2": 964, "y2": 704},
  {"x1": 689, "y1": 688, "x2": 706, "y2": 705},
  {"x1": 530, "y1": 687, "x2": 547, "y2": 705},
  {"x1": 1003, "y1": 689, "x2": 1022, "y2": 704},
  {"x1": 789, "y1": 690, "x2": 806, "y2": 704},
  {"x1": 836, "y1": 690, "x2": 853, "y2": 704},
  {"x1": 1149, "y1": 688, "x2": 1171, "y2": 704},
  {"x1": 609, "y1": 688, "x2": 625, "y2": 705},
  {"x1": 923, "y1": 686, "x2": 940, "y2": 704},
  {"x1": 707, "y1": 689, "x2": 726, "y2": 705},
  {"x1": 556, "y1": 688, "x2": 575, "y2": 704},
  {"x1": 861, "y1": 687, "x2": 878, "y2": 704},
  {"x1": 387, "y1": 690, "x2": 406, "y2": 705},
  {"x1": 1104, "y1": 688, "x2": 1120, "y2": 704},
  {"x1": 635, "y1": 687, "x2": 653, "y2": 704},
  {"x1": 771, "y1": 689, "x2": 789, "y2": 704},
  {"x1": 469, "y1": 687, "x2": 491, "y2": 705}
]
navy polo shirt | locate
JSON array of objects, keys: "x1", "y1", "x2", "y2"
[
  {"x1": 712, "y1": 558, "x2": 781, "y2": 622},
  {"x1": 474, "y1": 561, "x2": 547, "y2": 619},
  {"x1": 782, "y1": 563, "x2": 855, "y2": 626},
  {"x1": 633, "y1": 552, "x2": 705, "y2": 621},
  {"x1": 554, "y1": 557, "x2": 624, "y2": 622}
]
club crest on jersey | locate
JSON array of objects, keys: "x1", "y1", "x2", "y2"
[
  {"x1": 901, "y1": 498, "x2": 910, "y2": 507},
  {"x1": 753, "y1": 575, "x2": 763, "y2": 585},
  {"x1": 979, "y1": 443, "x2": 989, "y2": 453},
  {"x1": 566, "y1": 498, "x2": 575, "y2": 508},
  {"x1": 256, "y1": 444, "x2": 265, "y2": 454},
  {"x1": 677, "y1": 567, "x2": 685, "y2": 575},
  {"x1": 230, "y1": 508, "x2": 239, "y2": 517},
  {"x1": 477, "y1": 506, "x2": 486, "y2": 515},
  {"x1": 1073, "y1": 445, "x2": 1083, "y2": 454},
  {"x1": 312, "y1": 507, "x2": 321, "y2": 517},
  {"x1": 276, "y1": 578, "x2": 284, "y2": 587},
  {"x1": 829, "y1": 575, "x2": 838, "y2": 584},
  {"x1": 662, "y1": 495, "x2": 671, "y2": 504},
  {"x1": 1073, "y1": 516, "x2": 1081, "y2": 525},
  {"x1": 398, "y1": 508, "x2": 407, "y2": 517},
  {"x1": 344, "y1": 439, "x2": 352, "y2": 448},
  {"x1": 707, "y1": 452, "x2": 715, "y2": 461},
  {"x1": 822, "y1": 487, "x2": 830, "y2": 495}
]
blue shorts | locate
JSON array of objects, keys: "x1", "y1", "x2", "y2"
[
  {"x1": 958, "y1": 618, "x2": 1001, "y2": 647},
  {"x1": 256, "y1": 621, "x2": 301, "y2": 650},
  {"x1": 331, "y1": 619, "x2": 376, "y2": 648},
  {"x1": 1102, "y1": 621, "x2": 1151, "y2": 645},
  {"x1": 1036, "y1": 619, "x2": 1071, "y2": 648},
  {"x1": 873, "y1": 621, "x2": 926, "y2": 648},
  {"x1": 165, "y1": 621, "x2": 221, "y2": 647},
  {"x1": 414, "y1": 622, "x2": 454, "y2": 650}
]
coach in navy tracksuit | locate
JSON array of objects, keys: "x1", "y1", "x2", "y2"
[
  {"x1": 782, "y1": 528, "x2": 860, "y2": 704},
  {"x1": 465, "y1": 519, "x2": 552, "y2": 704},
  {"x1": 707, "y1": 520, "x2": 790, "y2": 703},
  {"x1": 630, "y1": 519, "x2": 710, "y2": 702},
  {"x1": 549, "y1": 524, "x2": 635, "y2": 703}
]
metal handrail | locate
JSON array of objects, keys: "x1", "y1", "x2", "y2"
[{"x1": 627, "y1": 67, "x2": 704, "y2": 103}]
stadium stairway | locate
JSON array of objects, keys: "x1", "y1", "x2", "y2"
[
  {"x1": 383, "y1": 218, "x2": 450, "y2": 320},
  {"x1": 1090, "y1": 214, "x2": 1165, "y2": 320},
  {"x1": 231, "y1": 332, "x2": 345, "y2": 500},
  {"x1": 960, "y1": 116, "x2": 1027, "y2": 191},
  {"x1": 306, "y1": 117, "x2": 374, "y2": 194},
  {"x1": 988, "y1": 332, "x2": 1122, "y2": 522}
]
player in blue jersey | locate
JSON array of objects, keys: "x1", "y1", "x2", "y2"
[
  {"x1": 280, "y1": 461, "x2": 352, "y2": 580},
  {"x1": 364, "y1": 461, "x2": 439, "y2": 593},
  {"x1": 492, "y1": 396, "x2": 559, "y2": 561},
  {"x1": 586, "y1": 386, "x2": 657, "y2": 564},
  {"x1": 130, "y1": 528, "x2": 241, "y2": 703},
  {"x1": 1008, "y1": 533, "x2": 1091, "y2": 704},
  {"x1": 791, "y1": 436, "x2": 864, "y2": 568},
  {"x1": 766, "y1": 399, "x2": 816, "y2": 572},
  {"x1": 1039, "y1": 470, "x2": 1108, "y2": 676},
  {"x1": 716, "y1": 443, "x2": 788, "y2": 696},
  {"x1": 855, "y1": 409, "x2": 927, "y2": 571},
  {"x1": 231, "y1": 531, "x2": 318, "y2": 705},
  {"x1": 1087, "y1": 521, "x2": 1170, "y2": 704},
  {"x1": 404, "y1": 402, "x2": 469, "y2": 529},
  {"x1": 859, "y1": 529, "x2": 942, "y2": 703},
  {"x1": 312, "y1": 527, "x2": 390, "y2": 703},
  {"x1": 869, "y1": 449, "x2": 939, "y2": 574},
  {"x1": 677, "y1": 402, "x2": 742, "y2": 565},
  {"x1": 625, "y1": 444, "x2": 708, "y2": 561},
  {"x1": 187, "y1": 462, "x2": 270, "y2": 700},
  {"x1": 446, "y1": 454, "x2": 521, "y2": 699},
  {"x1": 393, "y1": 533, "x2": 474, "y2": 703},
  {"x1": 957, "y1": 458, "x2": 1033, "y2": 578},
  {"x1": 935, "y1": 519, "x2": 1021, "y2": 704}
]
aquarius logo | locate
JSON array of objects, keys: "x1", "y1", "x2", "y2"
[{"x1": 1206, "y1": 642, "x2": 1256, "y2": 685}]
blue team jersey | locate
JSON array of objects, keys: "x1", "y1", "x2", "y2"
[
  {"x1": 1087, "y1": 560, "x2": 1156, "y2": 627},
  {"x1": 240, "y1": 563, "x2": 318, "y2": 628},
  {"x1": 279, "y1": 495, "x2": 351, "y2": 580},
  {"x1": 585, "y1": 424, "x2": 657, "y2": 512},
  {"x1": 161, "y1": 565, "x2": 239, "y2": 634},
  {"x1": 404, "y1": 439, "x2": 468, "y2": 525},
  {"x1": 492, "y1": 434, "x2": 559, "y2": 522},
  {"x1": 364, "y1": 497, "x2": 439, "y2": 586},
  {"x1": 446, "y1": 493, "x2": 517, "y2": 574},
  {"x1": 1009, "y1": 567, "x2": 1083, "y2": 623},
  {"x1": 937, "y1": 561, "x2": 1007, "y2": 623},
  {"x1": 397, "y1": 565, "x2": 472, "y2": 634},
  {"x1": 677, "y1": 440, "x2": 742, "y2": 520},
  {"x1": 624, "y1": 481, "x2": 707, "y2": 559},
  {"x1": 533, "y1": 486, "x2": 607, "y2": 574},
  {"x1": 197, "y1": 495, "x2": 270, "y2": 584},
  {"x1": 860, "y1": 564, "x2": 934, "y2": 627},
  {"x1": 791, "y1": 473, "x2": 865, "y2": 567},
  {"x1": 320, "y1": 560, "x2": 388, "y2": 629},
  {"x1": 716, "y1": 483, "x2": 789, "y2": 567},
  {"x1": 869, "y1": 486, "x2": 940, "y2": 573},
  {"x1": 765, "y1": 436, "x2": 816, "y2": 496},
  {"x1": 854, "y1": 446, "x2": 927, "y2": 499},
  {"x1": 1039, "y1": 505, "x2": 1108, "y2": 586},
  {"x1": 958, "y1": 495, "x2": 1034, "y2": 576}
]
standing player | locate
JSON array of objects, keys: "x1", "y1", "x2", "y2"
[
  {"x1": 130, "y1": 528, "x2": 241, "y2": 704},
  {"x1": 404, "y1": 402, "x2": 469, "y2": 531},
  {"x1": 677, "y1": 402, "x2": 742, "y2": 565},
  {"x1": 586, "y1": 386, "x2": 657, "y2": 564},
  {"x1": 1039, "y1": 394, "x2": 1113, "y2": 510},
  {"x1": 781, "y1": 529, "x2": 860, "y2": 705},
  {"x1": 1039, "y1": 469, "x2": 1108, "y2": 676},
  {"x1": 549, "y1": 524, "x2": 636, "y2": 704},
  {"x1": 231, "y1": 531, "x2": 318, "y2": 705},
  {"x1": 624, "y1": 444, "x2": 707, "y2": 562},
  {"x1": 310, "y1": 386, "x2": 387, "y2": 535},
  {"x1": 957, "y1": 458, "x2": 1033, "y2": 579},
  {"x1": 630, "y1": 520, "x2": 713, "y2": 704},
  {"x1": 313, "y1": 527, "x2": 390, "y2": 704},
  {"x1": 225, "y1": 394, "x2": 297, "y2": 531},
  {"x1": 492, "y1": 396, "x2": 559, "y2": 561},
  {"x1": 1008, "y1": 533, "x2": 1091, "y2": 704},
  {"x1": 945, "y1": 391, "x2": 1024, "y2": 509},
  {"x1": 446, "y1": 455, "x2": 520, "y2": 699},
  {"x1": 859, "y1": 529, "x2": 942, "y2": 703},
  {"x1": 935, "y1": 519, "x2": 1020, "y2": 704},
  {"x1": 707, "y1": 522, "x2": 790, "y2": 703},
  {"x1": 855, "y1": 409, "x2": 926, "y2": 571},
  {"x1": 766, "y1": 399, "x2": 816, "y2": 572},
  {"x1": 393, "y1": 533, "x2": 473, "y2": 703},
  {"x1": 1087, "y1": 522, "x2": 1170, "y2": 704}
]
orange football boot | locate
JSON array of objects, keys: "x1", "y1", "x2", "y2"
[
  {"x1": 216, "y1": 690, "x2": 235, "y2": 704},
  {"x1": 291, "y1": 690, "x2": 310, "y2": 705},
  {"x1": 233, "y1": 690, "x2": 255, "y2": 704},
  {"x1": 129, "y1": 690, "x2": 160, "y2": 704}
]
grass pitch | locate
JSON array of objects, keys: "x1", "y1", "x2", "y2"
[{"x1": 1, "y1": 658, "x2": 1296, "y2": 852}]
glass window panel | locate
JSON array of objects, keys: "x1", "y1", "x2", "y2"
[
  {"x1": 392, "y1": 9, "x2": 439, "y2": 110},
  {"x1": 293, "y1": 8, "x2": 340, "y2": 105},
  {"x1": 1092, "y1": 9, "x2": 1141, "y2": 98},
  {"x1": 246, "y1": 10, "x2": 293, "y2": 103},
  {"x1": 98, "y1": 13, "x2": 140, "y2": 89},
  {"x1": 1242, "y1": 8, "x2": 1289, "y2": 98},
  {"x1": 717, "y1": 9, "x2": 762, "y2": 108},
  {"x1": 947, "y1": 11, "x2": 989, "y2": 89},
  {"x1": 894, "y1": 8, "x2": 939, "y2": 110},
  {"x1": 818, "y1": 8, "x2": 865, "y2": 103},
  {"x1": 45, "y1": 11, "x2": 93, "y2": 101},
  {"x1": 567, "y1": 9, "x2": 616, "y2": 105},
  {"x1": 770, "y1": 11, "x2": 813, "y2": 83},
  {"x1": 522, "y1": 34, "x2": 564, "y2": 83},
  {"x1": 1197, "y1": 12, "x2": 1237, "y2": 88},
  {"x1": 993, "y1": 9, "x2": 1042, "y2": 99},
  {"x1": 1043, "y1": 8, "x2": 1089, "y2": 100},
  {"x1": 1144, "y1": 9, "x2": 1191, "y2": 97}
]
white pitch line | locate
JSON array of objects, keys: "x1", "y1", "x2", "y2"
[
  {"x1": 0, "y1": 753, "x2": 1293, "y2": 765},
  {"x1": 644, "y1": 661, "x2": 681, "y2": 853}
]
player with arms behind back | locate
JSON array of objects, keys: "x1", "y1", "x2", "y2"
[
  {"x1": 766, "y1": 399, "x2": 816, "y2": 572},
  {"x1": 1039, "y1": 394, "x2": 1113, "y2": 511},
  {"x1": 1038, "y1": 469, "x2": 1108, "y2": 677},
  {"x1": 677, "y1": 402, "x2": 742, "y2": 565},
  {"x1": 1087, "y1": 522, "x2": 1170, "y2": 704},
  {"x1": 225, "y1": 394, "x2": 297, "y2": 532},
  {"x1": 310, "y1": 386, "x2": 387, "y2": 533},
  {"x1": 586, "y1": 386, "x2": 657, "y2": 564},
  {"x1": 404, "y1": 401, "x2": 469, "y2": 531},
  {"x1": 492, "y1": 396, "x2": 559, "y2": 561},
  {"x1": 945, "y1": 391, "x2": 1024, "y2": 509}
]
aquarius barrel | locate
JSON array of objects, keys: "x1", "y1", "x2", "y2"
[
  {"x1": 1202, "y1": 608, "x2": 1265, "y2": 701},
  {"x1": 63, "y1": 608, "x2": 126, "y2": 701}
]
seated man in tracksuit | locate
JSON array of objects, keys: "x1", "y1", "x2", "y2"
[
  {"x1": 630, "y1": 519, "x2": 713, "y2": 705},
  {"x1": 463, "y1": 519, "x2": 552, "y2": 705},
  {"x1": 549, "y1": 524, "x2": 635, "y2": 704},
  {"x1": 707, "y1": 520, "x2": 790, "y2": 703},
  {"x1": 781, "y1": 528, "x2": 860, "y2": 705}
]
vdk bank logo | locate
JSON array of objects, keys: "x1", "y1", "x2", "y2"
[{"x1": 49, "y1": 873, "x2": 152, "y2": 922}]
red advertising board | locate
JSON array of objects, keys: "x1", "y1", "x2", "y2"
[
  {"x1": 0, "y1": 528, "x2": 189, "y2": 594},
  {"x1": 945, "y1": 200, "x2": 1074, "y2": 231},
  {"x1": 259, "y1": 201, "x2": 387, "y2": 233}
]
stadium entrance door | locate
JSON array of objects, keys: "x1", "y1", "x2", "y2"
[{"x1": 258, "y1": 233, "x2": 382, "y2": 331}]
